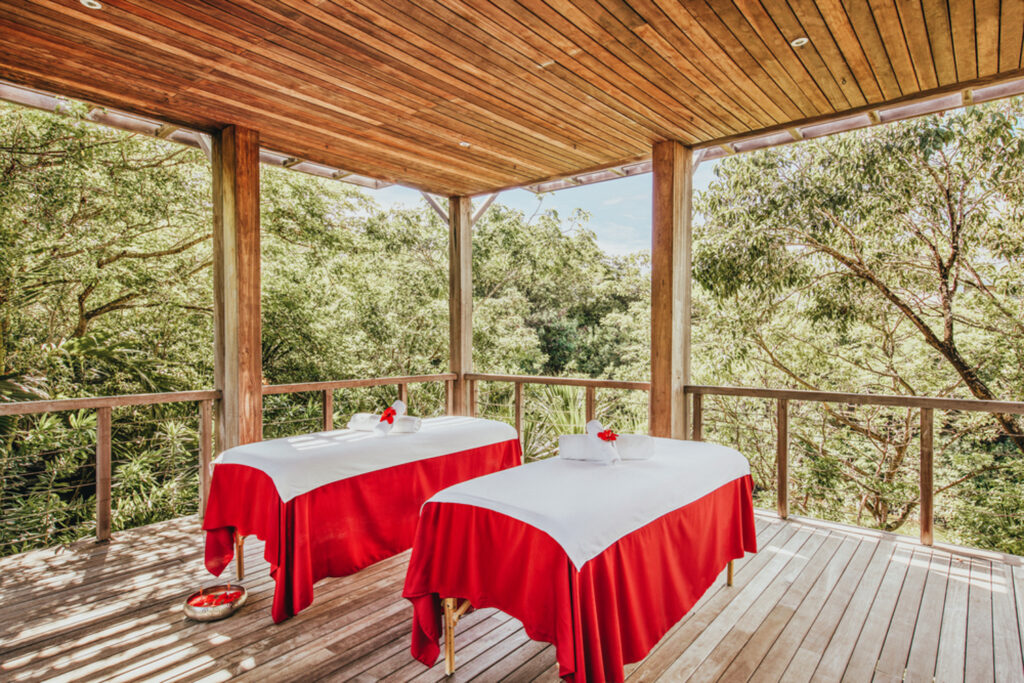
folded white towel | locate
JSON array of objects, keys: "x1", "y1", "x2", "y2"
[
  {"x1": 616, "y1": 433, "x2": 654, "y2": 460},
  {"x1": 348, "y1": 399, "x2": 410, "y2": 435},
  {"x1": 389, "y1": 415, "x2": 422, "y2": 434},
  {"x1": 347, "y1": 413, "x2": 379, "y2": 432},
  {"x1": 558, "y1": 433, "x2": 620, "y2": 465}
]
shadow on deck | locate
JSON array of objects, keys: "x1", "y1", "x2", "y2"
[{"x1": 1, "y1": 512, "x2": 1022, "y2": 682}]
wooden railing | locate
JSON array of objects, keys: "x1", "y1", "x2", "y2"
[
  {"x1": 262, "y1": 373, "x2": 458, "y2": 430},
  {"x1": 463, "y1": 372, "x2": 651, "y2": 436},
  {"x1": 685, "y1": 385, "x2": 1024, "y2": 546},
  {"x1": 0, "y1": 389, "x2": 220, "y2": 542}
]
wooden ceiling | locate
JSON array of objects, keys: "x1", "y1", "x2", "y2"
[{"x1": 1, "y1": 0, "x2": 1022, "y2": 195}]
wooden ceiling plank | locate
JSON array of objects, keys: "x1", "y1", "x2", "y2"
[
  {"x1": 210, "y1": 0, "x2": 614, "y2": 164},
  {"x1": 581, "y1": 0, "x2": 764, "y2": 132},
  {"x1": 840, "y1": 0, "x2": 903, "y2": 98},
  {"x1": 998, "y1": 0, "x2": 1024, "y2": 72},
  {"x1": 949, "y1": 0, "x2": 978, "y2": 81},
  {"x1": 866, "y1": 0, "x2": 921, "y2": 93},
  {"x1": 652, "y1": 0, "x2": 800, "y2": 121},
  {"x1": 265, "y1": 0, "x2": 630, "y2": 161},
  {"x1": 471, "y1": 0, "x2": 710, "y2": 142},
  {"x1": 624, "y1": 0, "x2": 785, "y2": 126},
  {"x1": 414, "y1": 0, "x2": 691, "y2": 148},
  {"x1": 810, "y1": 0, "x2": 887, "y2": 102},
  {"x1": 5, "y1": 6, "x2": 559, "y2": 182},
  {"x1": 894, "y1": 0, "x2": 940, "y2": 89},
  {"x1": 698, "y1": 0, "x2": 828, "y2": 117},
  {"x1": 348, "y1": 0, "x2": 647, "y2": 156},
  {"x1": 919, "y1": 0, "x2": 958, "y2": 86},
  {"x1": 398, "y1": 0, "x2": 664, "y2": 148},
  {"x1": 530, "y1": 0, "x2": 735, "y2": 139},
  {"x1": 511, "y1": 0, "x2": 710, "y2": 141},
  {"x1": 974, "y1": 0, "x2": 1001, "y2": 77},
  {"x1": 759, "y1": 0, "x2": 858, "y2": 108}
]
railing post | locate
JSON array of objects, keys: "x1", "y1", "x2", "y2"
[
  {"x1": 96, "y1": 406, "x2": 112, "y2": 542},
  {"x1": 514, "y1": 382, "x2": 524, "y2": 438},
  {"x1": 446, "y1": 379, "x2": 454, "y2": 415},
  {"x1": 199, "y1": 399, "x2": 213, "y2": 516},
  {"x1": 398, "y1": 383, "x2": 408, "y2": 406},
  {"x1": 585, "y1": 386, "x2": 596, "y2": 423},
  {"x1": 469, "y1": 379, "x2": 478, "y2": 417},
  {"x1": 776, "y1": 398, "x2": 789, "y2": 520},
  {"x1": 920, "y1": 407, "x2": 934, "y2": 546},
  {"x1": 322, "y1": 389, "x2": 333, "y2": 431},
  {"x1": 692, "y1": 392, "x2": 703, "y2": 441}
]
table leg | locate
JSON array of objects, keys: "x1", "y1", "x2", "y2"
[
  {"x1": 235, "y1": 531, "x2": 245, "y2": 581},
  {"x1": 727, "y1": 559, "x2": 734, "y2": 587},
  {"x1": 443, "y1": 597, "x2": 457, "y2": 675}
]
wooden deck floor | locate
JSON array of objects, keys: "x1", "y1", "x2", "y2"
[{"x1": 1, "y1": 512, "x2": 1022, "y2": 682}]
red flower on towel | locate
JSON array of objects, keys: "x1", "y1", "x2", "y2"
[
  {"x1": 597, "y1": 429, "x2": 618, "y2": 442},
  {"x1": 380, "y1": 407, "x2": 397, "y2": 424}
]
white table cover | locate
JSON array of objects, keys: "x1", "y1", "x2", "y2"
[
  {"x1": 215, "y1": 416, "x2": 517, "y2": 502},
  {"x1": 429, "y1": 439, "x2": 750, "y2": 570}
]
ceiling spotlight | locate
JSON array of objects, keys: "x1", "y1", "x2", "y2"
[
  {"x1": 80, "y1": 0, "x2": 102, "y2": 8},
  {"x1": 790, "y1": 37, "x2": 809, "y2": 47},
  {"x1": 458, "y1": 141, "x2": 471, "y2": 148}
]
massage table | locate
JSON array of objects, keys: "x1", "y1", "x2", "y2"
[
  {"x1": 202, "y1": 416, "x2": 521, "y2": 622},
  {"x1": 403, "y1": 438, "x2": 757, "y2": 683}
]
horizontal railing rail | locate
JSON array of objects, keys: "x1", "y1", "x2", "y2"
[
  {"x1": 684, "y1": 384, "x2": 1024, "y2": 548},
  {"x1": 261, "y1": 373, "x2": 458, "y2": 431},
  {"x1": 0, "y1": 389, "x2": 220, "y2": 545},
  {"x1": 465, "y1": 372, "x2": 649, "y2": 438}
]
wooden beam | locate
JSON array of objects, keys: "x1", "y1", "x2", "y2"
[
  {"x1": 471, "y1": 193, "x2": 499, "y2": 226},
  {"x1": 212, "y1": 125, "x2": 263, "y2": 451},
  {"x1": 449, "y1": 196, "x2": 472, "y2": 416},
  {"x1": 649, "y1": 141, "x2": 692, "y2": 439},
  {"x1": 155, "y1": 123, "x2": 178, "y2": 138},
  {"x1": 422, "y1": 192, "x2": 449, "y2": 223}
]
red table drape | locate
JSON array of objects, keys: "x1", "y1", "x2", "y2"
[
  {"x1": 203, "y1": 438, "x2": 522, "y2": 623},
  {"x1": 403, "y1": 474, "x2": 757, "y2": 683}
]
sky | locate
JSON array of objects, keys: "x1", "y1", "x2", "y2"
[{"x1": 366, "y1": 160, "x2": 720, "y2": 255}]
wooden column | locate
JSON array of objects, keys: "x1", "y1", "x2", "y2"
[
  {"x1": 212, "y1": 125, "x2": 262, "y2": 451},
  {"x1": 449, "y1": 196, "x2": 472, "y2": 415},
  {"x1": 96, "y1": 406, "x2": 112, "y2": 542},
  {"x1": 649, "y1": 141, "x2": 693, "y2": 438},
  {"x1": 920, "y1": 408, "x2": 934, "y2": 545}
]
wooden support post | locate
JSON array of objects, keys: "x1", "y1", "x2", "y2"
[
  {"x1": 650, "y1": 141, "x2": 693, "y2": 439},
  {"x1": 449, "y1": 196, "x2": 473, "y2": 416},
  {"x1": 469, "y1": 379, "x2": 478, "y2": 417},
  {"x1": 445, "y1": 379, "x2": 454, "y2": 415},
  {"x1": 96, "y1": 406, "x2": 112, "y2": 543},
  {"x1": 398, "y1": 383, "x2": 408, "y2": 406},
  {"x1": 692, "y1": 393, "x2": 703, "y2": 441},
  {"x1": 514, "y1": 382, "x2": 524, "y2": 440},
  {"x1": 212, "y1": 125, "x2": 262, "y2": 451},
  {"x1": 585, "y1": 386, "x2": 596, "y2": 423},
  {"x1": 199, "y1": 399, "x2": 213, "y2": 516},
  {"x1": 777, "y1": 399, "x2": 789, "y2": 519},
  {"x1": 920, "y1": 407, "x2": 934, "y2": 546},
  {"x1": 322, "y1": 389, "x2": 333, "y2": 431}
]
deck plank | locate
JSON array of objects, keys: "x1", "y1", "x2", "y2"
[{"x1": 1, "y1": 514, "x2": 1021, "y2": 683}]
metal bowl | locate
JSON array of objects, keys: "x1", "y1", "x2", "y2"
[{"x1": 183, "y1": 584, "x2": 247, "y2": 622}]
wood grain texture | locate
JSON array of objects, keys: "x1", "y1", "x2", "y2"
[
  {"x1": 1, "y1": 512, "x2": 1019, "y2": 682},
  {"x1": 0, "y1": 1, "x2": 1020, "y2": 195},
  {"x1": 448, "y1": 196, "x2": 472, "y2": 416},
  {"x1": 649, "y1": 140, "x2": 691, "y2": 439},
  {"x1": 212, "y1": 124, "x2": 262, "y2": 450}
]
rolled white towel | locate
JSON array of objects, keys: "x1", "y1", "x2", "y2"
[
  {"x1": 389, "y1": 415, "x2": 422, "y2": 434},
  {"x1": 558, "y1": 433, "x2": 620, "y2": 465},
  {"x1": 616, "y1": 433, "x2": 654, "y2": 460},
  {"x1": 347, "y1": 413, "x2": 379, "y2": 432}
]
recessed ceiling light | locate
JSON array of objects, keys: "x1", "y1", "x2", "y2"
[
  {"x1": 790, "y1": 37, "x2": 809, "y2": 47},
  {"x1": 458, "y1": 141, "x2": 471, "y2": 148},
  {"x1": 80, "y1": 0, "x2": 102, "y2": 8}
]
